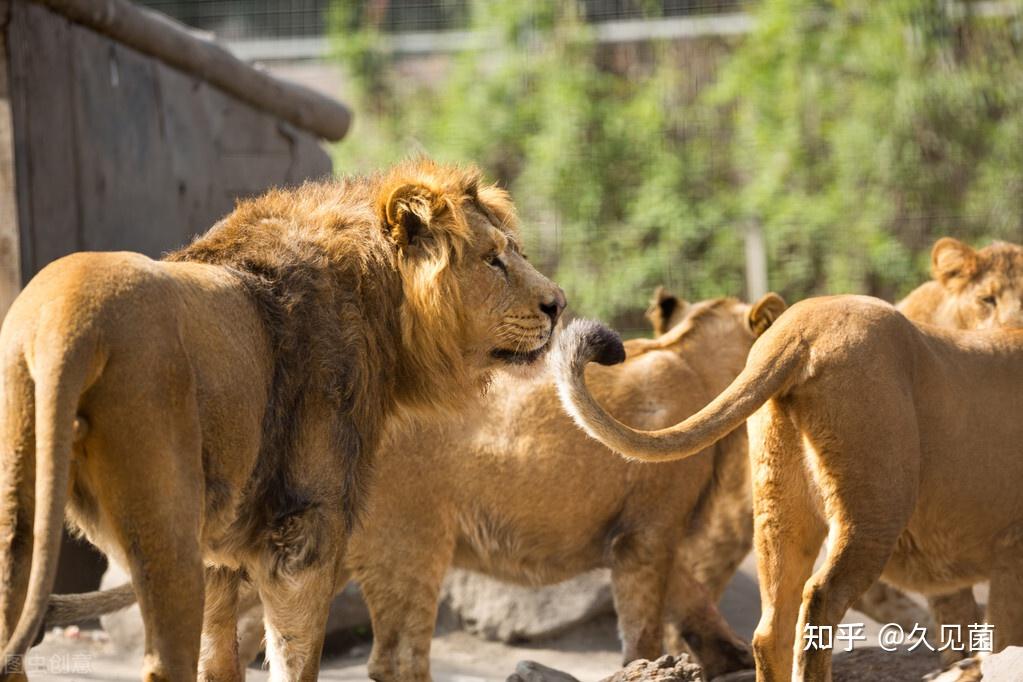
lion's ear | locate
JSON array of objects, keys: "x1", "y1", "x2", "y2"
[
  {"x1": 382, "y1": 184, "x2": 440, "y2": 249},
  {"x1": 646, "y1": 286, "x2": 686, "y2": 335},
  {"x1": 931, "y1": 238, "x2": 978, "y2": 288},
  {"x1": 748, "y1": 292, "x2": 787, "y2": 337}
]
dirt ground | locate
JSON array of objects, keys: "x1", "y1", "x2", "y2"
[{"x1": 26, "y1": 551, "x2": 967, "y2": 682}]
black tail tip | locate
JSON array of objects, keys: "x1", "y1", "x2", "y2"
[{"x1": 565, "y1": 319, "x2": 626, "y2": 366}]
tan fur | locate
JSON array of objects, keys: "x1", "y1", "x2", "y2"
[
  {"x1": 0, "y1": 159, "x2": 564, "y2": 682},
  {"x1": 881, "y1": 238, "x2": 1023, "y2": 661},
  {"x1": 898, "y1": 238, "x2": 1023, "y2": 330},
  {"x1": 553, "y1": 296, "x2": 1023, "y2": 681},
  {"x1": 344, "y1": 292, "x2": 784, "y2": 682},
  {"x1": 644, "y1": 286, "x2": 692, "y2": 336}
]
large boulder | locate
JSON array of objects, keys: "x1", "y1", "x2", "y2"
[{"x1": 442, "y1": 569, "x2": 614, "y2": 642}]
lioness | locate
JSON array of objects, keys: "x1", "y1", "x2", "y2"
[
  {"x1": 0, "y1": 160, "x2": 565, "y2": 681},
  {"x1": 892, "y1": 236, "x2": 1023, "y2": 660},
  {"x1": 553, "y1": 297, "x2": 1023, "y2": 681},
  {"x1": 898, "y1": 237, "x2": 1023, "y2": 330},
  {"x1": 343, "y1": 292, "x2": 785, "y2": 681}
]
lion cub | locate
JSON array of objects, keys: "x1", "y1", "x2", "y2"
[{"x1": 343, "y1": 292, "x2": 786, "y2": 681}]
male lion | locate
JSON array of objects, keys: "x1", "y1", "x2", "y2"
[
  {"x1": 38, "y1": 290, "x2": 783, "y2": 680},
  {"x1": 553, "y1": 296, "x2": 1023, "y2": 681},
  {"x1": 342, "y1": 292, "x2": 785, "y2": 681},
  {"x1": 0, "y1": 159, "x2": 565, "y2": 682}
]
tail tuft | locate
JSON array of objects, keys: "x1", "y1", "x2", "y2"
[{"x1": 552, "y1": 319, "x2": 626, "y2": 377}]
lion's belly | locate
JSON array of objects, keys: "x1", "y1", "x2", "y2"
[
  {"x1": 451, "y1": 525, "x2": 609, "y2": 587},
  {"x1": 881, "y1": 493, "x2": 1012, "y2": 593},
  {"x1": 882, "y1": 525, "x2": 990, "y2": 594}
]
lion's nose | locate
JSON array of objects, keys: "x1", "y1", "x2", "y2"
[{"x1": 540, "y1": 288, "x2": 567, "y2": 325}]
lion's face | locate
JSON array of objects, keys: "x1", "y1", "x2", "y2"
[
  {"x1": 379, "y1": 165, "x2": 564, "y2": 381},
  {"x1": 455, "y1": 197, "x2": 566, "y2": 368},
  {"x1": 931, "y1": 238, "x2": 1023, "y2": 330}
]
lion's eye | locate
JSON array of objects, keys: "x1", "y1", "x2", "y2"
[
  {"x1": 980, "y1": 295, "x2": 997, "y2": 306},
  {"x1": 486, "y1": 253, "x2": 507, "y2": 274}
]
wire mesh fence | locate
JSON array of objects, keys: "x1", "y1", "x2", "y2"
[
  {"x1": 137, "y1": 0, "x2": 1023, "y2": 335},
  {"x1": 138, "y1": 0, "x2": 750, "y2": 40}
]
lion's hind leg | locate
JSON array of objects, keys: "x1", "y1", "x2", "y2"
[
  {"x1": 81, "y1": 364, "x2": 206, "y2": 681},
  {"x1": 748, "y1": 403, "x2": 826, "y2": 682},
  {"x1": 792, "y1": 411, "x2": 919, "y2": 682},
  {"x1": 93, "y1": 461, "x2": 206, "y2": 682},
  {"x1": 0, "y1": 354, "x2": 34, "y2": 679}
]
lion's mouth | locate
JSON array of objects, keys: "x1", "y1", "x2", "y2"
[{"x1": 490, "y1": 334, "x2": 553, "y2": 365}]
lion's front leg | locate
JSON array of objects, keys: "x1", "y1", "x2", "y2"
[
  {"x1": 663, "y1": 564, "x2": 753, "y2": 678},
  {"x1": 257, "y1": 564, "x2": 336, "y2": 682},
  {"x1": 199, "y1": 567, "x2": 244, "y2": 682},
  {"x1": 251, "y1": 505, "x2": 344, "y2": 682}
]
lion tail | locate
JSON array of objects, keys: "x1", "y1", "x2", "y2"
[
  {"x1": 1, "y1": 331, "x2": 95, "y2": 666},
  {"x1": 551, "y1": 318, "x2": 803, "y2": 463},
  {"x1": 44, "y1": 583, "x2": 136, "y2": 628}
]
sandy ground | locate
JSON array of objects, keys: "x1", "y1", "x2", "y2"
[{"x1": 26, "y1": 550, "x2": 969, "y2": 682}]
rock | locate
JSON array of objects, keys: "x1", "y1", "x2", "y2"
[
  {"x1": 599, "y1": 654, "x2": 705, "y2": 682},
  {"x1": 442, "y1": 569, "x2": 614, "y2": 642},
  {"x1": 705, "y1": 647, "x2": 946, "y2": 682},
  {"x1": 508, "y1": 660, "x2": 583, "y2": 682},
  {"x1": 830, "y1": 646, "x2": 941, "y2": 682},
  {"x1": 982, "y1": 646, "x2": 1023, "y2": 681},
  {"x1": 710, "y1": 672, "x2": 754, "y2": 682}
]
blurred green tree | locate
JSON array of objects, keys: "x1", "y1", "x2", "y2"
[
  {"x1": 330, "y1": 0, "x2": 1023, "y2": 328},
  {"x1": 714, "y1": 0, "x2": 1023, "y2": 301}
]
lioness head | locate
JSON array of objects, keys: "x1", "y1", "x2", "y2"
[
  {"x1": 646, "y1": 286, "x2": 786, "y2": 339},
  {"x1": 378, "y1": 160, "x2": 565, "y2": 392},
  {"x1": 931, "y1": 238, "x2": 1023, "y2": 329}
]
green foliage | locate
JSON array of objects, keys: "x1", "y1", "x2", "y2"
[
  {"x1": 713, "y1": 0, "x2": 1023, "y2": 300},
  {"x1": 330, "y1": 0, "x2": 1023, "y2": 326}
]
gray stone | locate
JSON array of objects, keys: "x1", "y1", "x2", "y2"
[
  {"x1": 508, "y1": 660, "x2": 583, "y2": 682},
  {"x1": 708, "y1": 647, "x2": 948, "y2": 682},
  {"x1": 981, "y1": 646, "x2": 1023, "y2": 682},
  {"x1": 830, "y1": 646, "x2": 942, "y2": 682},
  {"x1": 442, "y1": 569, "x2": 614, "y2": 642}
]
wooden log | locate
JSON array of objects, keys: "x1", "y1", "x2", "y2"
[
  {"x1": 0, "y1": 0, "x2": 22, "y2": 320},
  {"x1": 9, "y1": 1, "x2": 83, "y2": 278},
  {"x1": 28, "y1": 0, "x2": 352, "y2": 141}
]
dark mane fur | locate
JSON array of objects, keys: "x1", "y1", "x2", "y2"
[{"x1": 163, "y1": 160, "x2": 490, "y2": 567}]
